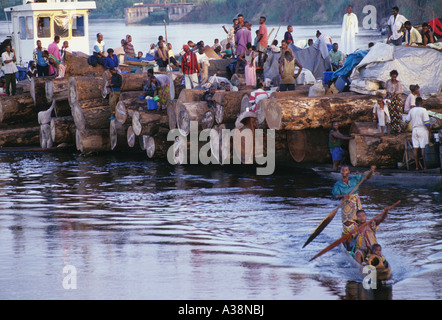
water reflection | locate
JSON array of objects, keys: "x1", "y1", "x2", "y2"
[{"x1": 0, "y1": 152, "x2": 440, "y2": 299}]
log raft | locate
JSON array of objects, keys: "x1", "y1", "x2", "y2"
[{"x1": 260, "y1": 93, "x2": 377, "y2": 131}]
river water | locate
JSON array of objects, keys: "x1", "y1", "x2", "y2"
[
  {"x1": 0, "y1": 151, "x2": 440, "y2": 300},
  {"x1": 0, "y1": 20, "x2": 441, "y2": 301}
]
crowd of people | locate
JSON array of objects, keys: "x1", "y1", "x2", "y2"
[{"x1": 0, "y1": 5, "x2": 437, "y2": 167}]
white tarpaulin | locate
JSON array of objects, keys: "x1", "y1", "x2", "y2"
[{"x1": 350, "y1": 43, "x2": 442, "y2": 97}]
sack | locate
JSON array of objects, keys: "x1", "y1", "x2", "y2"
[{"x1": 308, "y1": 80, "x2": 325, "y2": 97}]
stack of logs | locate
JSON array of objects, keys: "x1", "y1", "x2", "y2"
[{"x1": 1, "y1": 51, "x2": 442, "y2": 169}]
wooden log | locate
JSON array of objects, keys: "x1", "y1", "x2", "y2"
[
  {"x1": 214, "y1": 90, "x2": 253, "y2": 124},
  {"x1": 286, "y1": 129, "x2": 331, "y2": 163},
  {"x1": 177, "y1": 89, "x2": 205, "y2": 103},
  {"x1": 177, "y1": 101, "x2": 209, "y2": 136},
  {"x1": 72, "y1": 98, "x2": 110, "y2": 131},
  {"x1": 119, "y1": 91, "x2": 146, "y2": 101},
  {"x1": 45, "y1": 77, "x2": 69, "y2": 103},
  {"x1": 166, "y1": 99, "x2": 179, "y2": 129},
  {"x1": 75, "y1": 128, "x2": 110, "y2": 153},
  {"x1": 261, "y1": 93, "x2": 378, "y2": 130},
  {"x1": 210, "y1": 123, "x2": 235, "y2": 165},
  {"x1": 0, "y1": 94, "x2": 36, "y2": 123},
  {"x1": 30, "y1": 77, "x2": 50, "y2": 107},
  {"x1": 350, "y1": 122, "x2": 380, "y2": 135},
  {"x1": 101, "y1": 70, "x2": 146, "y2": 98},
  {"x1": 68, "y1": 76, "x2": 104, "y2": 107},
  {"x1": 51, "y1": 116, "x2": 76, "y2": 145},
  {"x1": 201, "y1": 109, "x2": 215, "y2": 130},
  {"x1": 126, "y1": 125, "x2": 137, "y2": 148},
  {"x1": 131, "y1": 110, "x2": 168, "y2": 136},
  {"x1": 145, "y1": 128, "x2": 172, "y2": 159},
  {"x1": 0, "y1": 125, "x2": 40, "y2": 147},
  {"x1": 422, "y1": 93, "x2": 442, "y2": 110},
  {"x1": 115, "y1": 97, "x2": 148, "y2": 125},
  {"x1": 109, "y1": 119, "x2": 134, "y2": 151},
  {"x1": 349, "y1": 133, "x2": 410, "y2": 168},
  {"x1": 64, "y1": 51, "x2": 106, "y2": 77}
]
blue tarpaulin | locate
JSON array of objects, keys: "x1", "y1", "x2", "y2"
[{"x1": 331, "y1": 50, "x2": 369, "y2": 81}]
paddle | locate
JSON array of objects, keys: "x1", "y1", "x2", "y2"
[
  {"x1": 302, "y1": 166, "x2": 376, "y2": 248},
  {"x1": 163, "y1": 19, "x2": 175, "y2": 100},
  {"x1": 309, "y1": 200, "x2": 400, "y2": 261}
]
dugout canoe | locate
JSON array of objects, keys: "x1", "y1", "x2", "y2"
[{"x1": 341, "y1": 243, "x2": 392, "y2": 283}]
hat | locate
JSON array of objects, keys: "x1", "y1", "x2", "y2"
[{"x1": 183, "y1": 44, "x2": 189, "y2": 51}]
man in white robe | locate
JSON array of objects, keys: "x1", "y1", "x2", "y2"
[{"x1": 341, "y1": 5, "x2": 359, "y2": 55}]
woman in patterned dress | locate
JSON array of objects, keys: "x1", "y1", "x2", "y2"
[{"x1": 385, "y1": 70, "x2": 404, "y2": 133}]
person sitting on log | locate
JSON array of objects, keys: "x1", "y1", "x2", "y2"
[
  {"x1": 26, "y1": 61, "x2": 37, "y2": 81},
  {"x1": 104, "y1": 48, "x2": 119, "y2": 70},
  {"x1": 143, "y1": 69, "x2": 160, "y2": 99},
  {"x1": 329, "y1": 121, "x2": 355, "y2": 172},
  {"x1": 93, "y1": 33, "x2": 107, "y2": 66},
  {"x1": 248, "y1": 82, "x2": 269, "y2": 112},
  {"x1": 107, "y1": 67, "x2": 122, "y2": 120},
  {"x1": 203, "y1": 85, "x2": 217, "y2": 109}
]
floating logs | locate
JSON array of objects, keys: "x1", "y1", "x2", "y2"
[
  {"x1": 0, "y1": 94, "x2": 36, "y2": 123},
  {"x1": 71, "y1": 98, "x2": 110, "y2": 131},
  {"x1": 45, "y1": 77, "x2": 70, "y2": 103},
  {"x1": 110, "y1": 119, "x2": 136, "y2": 152},
  {"x1": 177, "y1": 89, "x2": 205, "y2": 103},
  {"x1": 286, "y1": 129, "x2": 331, "y2": 163},
  {"x1": 131, "y1": 110, "x2": 169, "y2": 136},
  {"x1": 30, "y1": 77, "x2": 50, "y2": 107},
  {"x1": 145, "y1": 128, "x2": 172, "y2": 159},
  {"x1": 75, "y1": 128, "x2": 110, "y2": 153},
  {"x1": 166, "y1": 99, "x2": 179, "y2": 129},
  {"x1": 51, "y1": 116, "x2": 76, "y2": 145},
  {"x1": 68, "y1": 76, "x2": 104, "y2": 107},
  {"x1": 0, "y1": 125, "x2": 40, "y2": 147},
  {"x1": 64, "y1": 52, "x2": 106, "y2": 77},
  {"x1": 349, "y1": 133, "x2": 411, "y2": 168},
  {"x1": 126, "y1": 125, "x2": 137, "y2": 148},
  {"x1": 101, "y1": 71, "x2": 146, "y2": 98},
  {"x1": 177, "y1": 101, "x2": 210, "y2": 136},
  {"x1": 115, "y1": 97, "x2": 148, "y2": 125},
  {"x1": 260, "y1": 92, "x2": 377, "y2": 130},
  {"x1": 213, "y1": 90, "x2": 254, "y2": 124}
]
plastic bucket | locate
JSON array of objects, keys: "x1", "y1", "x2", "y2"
[
  {"x1": 424, "y1": 142, "x2": 440, "y2": 169},
  {"x1": 147, "y1": 99, "x2": 158, "y2": 110}
]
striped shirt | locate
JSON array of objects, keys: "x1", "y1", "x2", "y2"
[
  {"x1": 249, "y1": 89, "x2": 269, "y2": 111},
  {"x1": 181, "y1": 51, "x2": 200, "y2": 74}
]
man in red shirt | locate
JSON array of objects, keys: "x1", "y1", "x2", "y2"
[{"x1": 181, "y1": 44, "x2": 200, "y2": 89}]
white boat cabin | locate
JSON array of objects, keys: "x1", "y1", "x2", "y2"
[{"x1": 3, "y1": 0, "x2": 96, "y2": 67}]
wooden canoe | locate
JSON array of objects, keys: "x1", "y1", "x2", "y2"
[{"x1": 341, "y1": 243, "x2": 392, "y2": 283}]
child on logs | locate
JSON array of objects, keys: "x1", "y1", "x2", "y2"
[
  {"x1": 107, "y1": 67, "x2": 122, "y2": 120},
  {"x1": 372, "y1": 93, "x2": 391, "y2": 136}
]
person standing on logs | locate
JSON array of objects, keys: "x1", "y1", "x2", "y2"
[
  {"x1": 329, "y1": 121, "x2": 355, "y2": 172},
  {"x1": 107, "y1": 67, "x2": 122, "y2": 120},
  {"x1": 181, "y1": 44, "x2": 200, "y2": 89},
  {"x1": 1, "y1": 45, "x2": 18, "y2": 96},
  {"x1": 385, "y1": 69, "x2": 404, "y2": 134},
  {"x1": 332, "y1": 165, "x2": 376, "y2": 235}
]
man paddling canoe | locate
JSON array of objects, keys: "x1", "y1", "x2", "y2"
[{"x1": 332, "y1": 165, "x2": 376, "y2": 235}]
